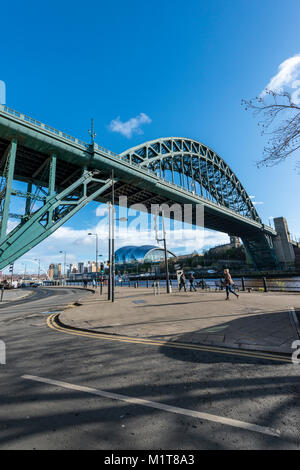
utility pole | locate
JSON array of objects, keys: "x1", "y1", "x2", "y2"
[
  {"x1": 35, "y1": 258, "x2": 41, "y2": 281},
  {"x1": 154, "y1": 210, "x2": 170, "y2": 293},
  {"x1": 111, "y1": 170, "x2": 115, "y2": 302},
  {"x1": 108, "y1": 202, "x2": 112, "y2": 301}
]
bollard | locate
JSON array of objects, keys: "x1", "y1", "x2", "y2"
[
  {"x1": 241, "y1": 277, "x2": 245, "y2": 292},
  {"x1": 0, "y1": 286, "x2": 4, "y2": 302},
  {"x1": 263, "y1": 277, "x2": 268, "y2": 292},
  {"x1": 153, "y1": 280, "x2": 160, "y2": 295}
]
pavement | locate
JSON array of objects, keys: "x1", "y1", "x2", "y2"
[
  {"x1": 59, "y1": 286, "x2": 300, "y2": 355},
  {"x1": 0, "y1": 288, "x2": 33, "y2": 304},
  {"x1": 1, "y1": 286, "x2": 300, "y2": 449}
]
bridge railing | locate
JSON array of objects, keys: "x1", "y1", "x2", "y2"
[
  {"x1": 0, "y1": 104, "x2": 152, "y2": 163},
  {"x1": 0, "y1": 104, "x2": 91, "y2": 150}
]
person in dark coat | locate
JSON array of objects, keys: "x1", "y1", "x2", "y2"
[
  {"x1": 189, "y1": 273, "x2": 196, "y2": 292},
  {"x1": 179, "y1": 272, "x2": 187, "y2": 292}
]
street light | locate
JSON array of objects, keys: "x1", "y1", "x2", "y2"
[
  {"x1": 107, "y1": 195, "x2": 128, "y2": 302},
  {"x1": 154, "y1": 210, "x2": 171, "y2": 293},
  {"x1": 21, "y1": 262, "x2": 27, "y2": 280},
  {"x1": 34, "y1": 258, "x2": 40, "y2": 281}
]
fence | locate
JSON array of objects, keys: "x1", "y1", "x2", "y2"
[{"x1": 42, "y1": 276, "x2": 300, "y2": 293}]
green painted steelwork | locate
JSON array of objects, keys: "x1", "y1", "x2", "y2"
[
  {"x1": 0, "y1": 170, "x2": 112, "y2": 268},
  {"x1": 0, "y1": 105, "x2": 279, "y2": 270},
  {"x1": 0, "y1": 139, "x2": 17, "y2": 241}
]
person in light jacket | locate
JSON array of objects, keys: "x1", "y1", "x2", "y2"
[{"x1": 223, "y1": 268, "x2": 239, "y2": 300}]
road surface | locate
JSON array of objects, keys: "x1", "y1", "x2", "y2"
[{"x1": 0, "y1": 287, "x2": 299, "y2": 450}]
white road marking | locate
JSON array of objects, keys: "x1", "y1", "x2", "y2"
[
  {"x1": 289, "y1": 307, "x2": 300, "y2": 338},
  {"x1": 22, "y1": 374, "x2": 280, "y2": 438}
]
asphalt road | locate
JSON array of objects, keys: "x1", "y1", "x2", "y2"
[{"x1": 0, "y1": 287, "x2": 300, "y2": 450}]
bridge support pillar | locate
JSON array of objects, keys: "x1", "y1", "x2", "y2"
[
  {"x1": 273, "y1": 217, "x2": 295, "y2": 269},
  {"x1": 0, "y1": 139, "x2": 17, "y2": 241},
  {"x1": 241, "y1": 232, "x2": 279, "y2": 271}
]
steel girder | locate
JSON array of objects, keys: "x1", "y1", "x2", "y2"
[
  {"x1": 121, "y1": 138, "x2": 279, "y2": 269},
  {"x1": 0, "y1": 140, "x2": 113, "y2": 269},
  {"x1": 121, "y1": 137, "x2": 260, "y2": 222}
]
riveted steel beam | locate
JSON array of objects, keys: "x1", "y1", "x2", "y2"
[
  {"x1": 0, "y1": 173, "x2": 113, "y2": 269},
  {"x1": 0, "y1": 139, "x2": 17, "y2": 241}
]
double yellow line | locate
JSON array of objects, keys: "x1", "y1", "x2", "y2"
[{"x1": 47, "y1": 313, "x2": 292, "y2": 363}]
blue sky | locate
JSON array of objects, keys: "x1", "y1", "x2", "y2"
[{"x1": 1, "y1": 0, "x2": 300, "y2": 273}]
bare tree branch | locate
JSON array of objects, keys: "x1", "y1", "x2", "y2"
[{"x1": 242, "y1": 90, "x2": 300, "y2": 169}]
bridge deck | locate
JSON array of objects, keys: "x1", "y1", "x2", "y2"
[{"x1": 0, "y1": 105, "x2": 276, "y2": 238}]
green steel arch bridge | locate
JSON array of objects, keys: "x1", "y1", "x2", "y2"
[{"x1": 0, "y1": 105, "x2": 279, "y2": 271}]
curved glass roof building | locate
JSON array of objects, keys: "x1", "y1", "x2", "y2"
[{"x1": 115, "y1": 245, "x2": 176, "y2": 265}]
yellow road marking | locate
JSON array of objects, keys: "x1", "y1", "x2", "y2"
[{"x1": 47, "y1": 314, "x2": 292, "y2": 363}]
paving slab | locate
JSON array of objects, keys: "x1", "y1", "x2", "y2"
[{"x1": 59, "y1": 287, "x2": 300, "y2": 354}]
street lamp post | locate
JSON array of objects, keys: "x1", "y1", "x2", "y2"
[
  {"x1": 107, "y1": 180, "x2": 127, "y2": 302},
  {"x1": 154, "y1": 210, "x2": 171, "y2": 293},
  {"x1": 108, "y1": 202, "x2": 112, "y2": 301},
  {"x1": 22, "y1": 263, "x2": 27, "y2": 281},
  {"x1": 111, "y1": 171, "x2": 115, "y2": 302},
  {"x1": 88, "y1": 233, "x2": 99, "y2": 283},
  {"x1": 34, "y1": 258, "x2": 40, "y2": 281}
]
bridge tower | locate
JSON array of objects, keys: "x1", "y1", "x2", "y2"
[{"x1": 273, "y1": 217, "x2": 296, "y2": 269}]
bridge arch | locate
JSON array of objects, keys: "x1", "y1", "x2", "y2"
[{"x1": 120, "y1": 137, "x2": 260, "y2": 222}]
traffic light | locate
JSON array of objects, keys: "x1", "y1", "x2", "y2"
[
  {"x1": 9, "y1": 264, "x2": 13, "y2": 273},
  {"x1": 107, "y1": 260, "x2": 110, "y2": 267},
  {"x1": 100, "y1": 263, "x2": 104, "y2": 273}
]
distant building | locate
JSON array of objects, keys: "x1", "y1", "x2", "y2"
[
  {"x1": 115, "y1": 245, "x2": 175, "y2": 265},
  {"x1": 48, "y1": 263, "x2": 61, "y2": 280},
  {"x1": 88, "y1": 261, "x2": 97, "y2": 272},
  {"x1": 207, "y1": 236, "x2": 240, "y2": 256},
  {"x1": 78, "y1": 262, "x2": 84, "y2": 274}
]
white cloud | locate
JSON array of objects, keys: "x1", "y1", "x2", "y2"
[
  {"x1": 95, "y1": 205, "x2": 108, "y2": 217},
  {"x1": 8, "y1": 220, "x2": 229, "y2": 274},
  {"x1": 262, "y1": 53, "x2": 300, "y2": 95},
  {"x1": 249, "y1": 195, "x2": 263, "y2": 205},
  {"x1": 108, "y1": 113, "x2": 152, "y2": 138}
]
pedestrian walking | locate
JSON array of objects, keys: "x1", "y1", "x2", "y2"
[
  {"x1": 179, "y1": 272, "x2": 187, "y2": 292},
  {"x1": 189, "y1": 273, "x2": 196, "y2": 292},
  {"x1": 223, "y1": 268, "x2": 239, "y2": 300}
]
